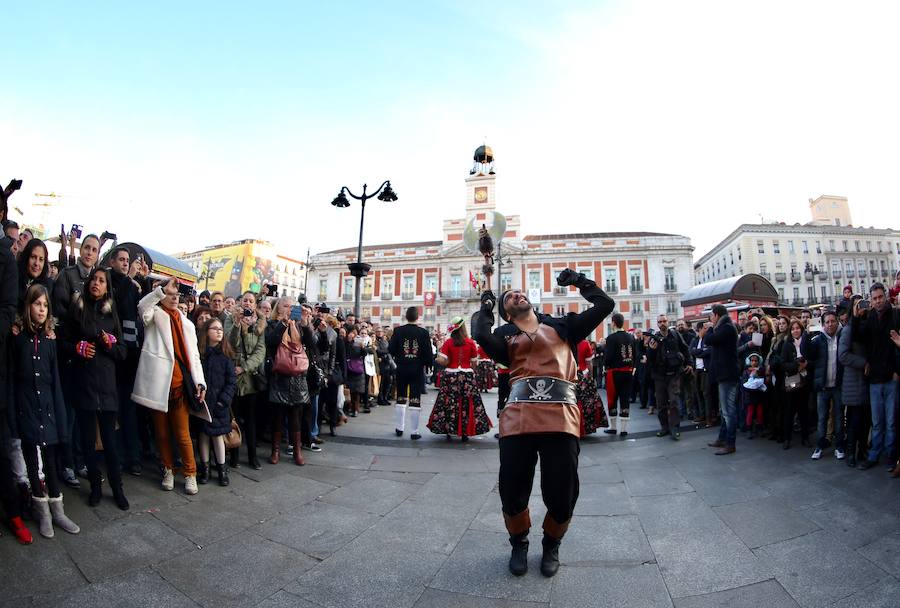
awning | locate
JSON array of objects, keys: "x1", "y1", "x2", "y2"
[
  {"x1": 681, "y1": 274, "x2": 778, "y2": 307},
  {"x1": 100, "y1": 242, "x2": 198, "y2": 285}
]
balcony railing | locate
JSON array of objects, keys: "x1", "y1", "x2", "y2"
[
  {"x1": 845, "y1": 269, "x2": 855, "y2": 278},
  {"x1": 632, "y1": 309, "x2": 644, "y2": 318},
  {"x1": 759, "y1": 272, "x2": 771, "y2": 280},
  {"x1": 605, "y1": 283, "x2": 618, "y2": 293},
  {"x1": 401, "y1": 291, "x2": 415, "y2": 300},
  {"x1": 882, "y1": 269, "x2": 890, "y2": 278},
  {"x1": 629, "y1": 284, "x2": 643, "y2": 294},
  {"x1": 361, "y1": 293, "x2": 373, "y2": 301},
  {"x1": 342, "y1": 293, "x2": 353, "y2": 301},
  {"x1": 553, "y1": 287, "x2": 568, "y2": 296},
  {"x1": 380, "y1": 312, "x2": 392, "y2": 323},
  {"x1": 317, "y1": 293, "x2": 328, "y2": 303},
  {"x1": 443, "y1": 290, "x2": 480, "y2": 300},
  {"x1": 381, "y1": 292, "x2": 393, "y2": 300},
  {"x1": 858, "y1": 269, "x2": 867, "y2": 278},
  {"x1": 790, "y1": 271, "x2": 801, "y2": 282},
  {"x1": 664, "y1": 282, "x2": 677, "y2": 292},
  {"x1": 831, "y1": 270, "x2": 842, "y2": 279},
  {"x1": 774, "y1": 272, "x2": 786, "y2": 282}
]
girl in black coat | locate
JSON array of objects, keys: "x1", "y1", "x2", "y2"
[
  {"x1": 61, "y1": 268, "x2": 129, "y2": 510},
  {"x1": 11, "y1": 285, "x2": 80, "y2": 538},
  {"x1": 196, "y1": 318, "x2": 237, "y2": 486}
]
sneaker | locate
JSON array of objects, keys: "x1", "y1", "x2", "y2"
[
  {"x1": 835, "y1": 449, "x2": 845, "y2": 460},
  {"x1": 811, "y1": 448, "x2": 823, "y2": 460},
  {"x1": 302, "y1": 443, "x2": 323, "y2": 453},
  {"x1": 76, "y1": 465, "x2": 89, "y2": 479},
  {"x1": 128, "y1": 463, "x2": 143, "y2": 477},
  {"x1": 62, "y1": 468, "x2": 80, "y2": 489},
  {"x1": 184, "y1": 476, "x2": 198, "y2": 495},
  {"x1": 411, "y1": 433, "x2": 421, "y2": 441},
  {"x1": 161, "y1": 468, "x2": 175, "y2": 491},
  {"x1": 603, "y1": 429, "x2": 617, "y2": 435},
  {"x1": 671, "y1": 432, "x2": 681, "y2": 441},
  {"x1": 619, "y1": 432, "x2": 628, "y2": 438},
  {"x1": 656, "y1": 430, "x2": 670, "y2": 438},
  {"x1": 395, "y1": 429, "x2": 403, "y2": 437}
]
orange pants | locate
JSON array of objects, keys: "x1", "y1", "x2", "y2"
[{"x1": 151, "y1": 386, "x2": 196, "y2": 476}]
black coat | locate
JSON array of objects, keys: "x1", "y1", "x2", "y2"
[
  {"x1": 201, "y1": 345, "x2": 237, "y2": 436},
  {"x1": 10, "y1": 330, "x2": 68, "y2": 446},
  {"x1": 60, "y1": 295, "x2": 126, "y2": 412},
  {"x1": 52, "y1": 262, "x2": 90, "y2": 322},
  {"x1": 705, "y1": 315, "x2": 740, "y2": 383},
  {"x1": 265, "y1": 320, "x2": 312, "y2": 406},
  {"x1": 0, "y1": 241, "x2": 17, "y2": 412}
]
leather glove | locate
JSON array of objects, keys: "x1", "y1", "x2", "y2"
[
  {"x1": 480, "y1": 290, "x2": 496, "y2": 312},
  {"x1": 556, "y1": 268, "x2": 585, "y2": 287}
]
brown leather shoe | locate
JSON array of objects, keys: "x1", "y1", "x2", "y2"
[
  {"x1": 715, "y1": 446, "x2": 736, "y2": 455},
  {"x1": 891, "y1": 462, "x2": 900, "y2": 478},
  {"x1": 292, "y1": 433, "x2": 305, "y2": 466},
  {"x1": 708, "y1": 440, "x2": 725, "y2": 448}
]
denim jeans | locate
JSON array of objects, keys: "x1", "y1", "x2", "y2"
[
  {"x1": 817, "y1": 387, "x2": 843, "y2": 450},
  {"x1": 716, "y1": 381, "x2": 738, "y2": 447},
  {"x1": 869, "y1": 381, "x2": 898, "y2": 462},
  {"x1": 310, "y1": 393, "x2": 320, "y2": 439}
]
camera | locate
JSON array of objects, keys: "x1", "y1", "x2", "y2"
[
  {"x1": 100, "y1": 230, "x2": 117, "y2": 242},
  {"x1": 265, "y1": 284, "x2": 278, "y2": 297},
  {"x1": 312, "y1": 317, "x2": 322, "y2": 329},
  {"x1": 243, "y1": 308, "x2": 254, "y2": 317},
  {"x1": 177, "y1": 282, "x2": 194, "y2": 297}
]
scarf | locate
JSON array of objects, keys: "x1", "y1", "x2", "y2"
[{"x1": 164, "y1": 307, "x2": 192, "y2": 390}]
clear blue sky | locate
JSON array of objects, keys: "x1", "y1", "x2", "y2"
[{"x1": 2, "y1": 1, "x2": 898, "y2": 259}]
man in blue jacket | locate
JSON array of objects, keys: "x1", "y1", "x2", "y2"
[
  {"x1": 807, "y1": 311, "x2": 844, "y2": 461},
  {"x1": 705, "y1": 305, "x2": 740, "y2": 455}
]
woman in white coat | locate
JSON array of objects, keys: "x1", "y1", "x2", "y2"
[{"x1": 131, "y1": 279, "x2": 206, "y2": 495}]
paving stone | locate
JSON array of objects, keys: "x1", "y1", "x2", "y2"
[
  {"x1": 318, "y1": 477, "x2": 420, "y2": 515},
  {"x1": 858, "y1": 531, "x2": 900, "y2": 578},
  {"x1": 255, "y1": 590, "x2": 321, "y2": 608},
  {"x1": 408, "y1": 472, "x2": 496, "y2": 511},
  {"x1": 758, "y1": 473, "x2": 834, "y2": 510},
  {"x1": 413, "y1": 588, "x2": 547, "y2": 607},
  {"x1": 240, "y1": 473, "x2": 337, "y2": 514},
  {"x1": 255, "y1": 500, "x2": 380, "y2": 559},
  {"x1": 633, "y1": 493, "x2": 722, "y2": 538},
  {"x1": 285, "y1": 462, "x2": 370, "y2": 486},
  {"x1": 551, "y1": 564, "x2": 672, "y2": 608},
  {"x1": 468, "y1": 491, "x2": 546, "y2": 535},
  {"x1": 32, "y1": 567, "x2": 196, "y2": 608},
  {"x1": 154, "y1": 531, "x2": 317, "y2": 608},
  {"x1": 359, "y1": 499, "x2": 476, "y2": 555},
  {"x1": 287, "y1": 537, "x2": 447, "y2": 608},
  {"x1": 826, "y1": 578, "x2": 900, "y2": 607},
  {"x1": 575, "y1": 482, "x2": 634, "y2": 516},
  {"x1": 671, "y1": 460, "x2": 770, "y2": 507},
  {"x1": 673, "y1": 579, "x2": 800, "y2": 608},
  {"x1": 621, "y1": 457, "x2": 694, "y2": 496},
  {"x1": 713, "y1": 497, "x2": 821, "y2": 549},
  {"x1": 428, "y1": 530, "x2": 552, "y2": 603},
  {"x1": 366, "y1": 470, "x2": 436, "y2": 484},
  {"x1": 371, "y1": 452, "x2": 490, "y2": 474},
  {"x1": 796, "y1": 498, "x2": 897, "y2": 550},
  {"x1": 0, "y1": 537, "x2": 86, "y2": 600},
  {"x1": 59, "y1": 511, "x2": 195, "y2": 582},
  {"x1": 754, "y1": 530, "x2": 883, "y2": 608},
  {"x1": 151, "y1": 491, "x2": 274, "y2": 546},
  {"x1": 563, "y1": 515, "x2": 654, "y2": 565},
  {"x1": 579, "y1": 462, "x2": 624, "y2": 483}
]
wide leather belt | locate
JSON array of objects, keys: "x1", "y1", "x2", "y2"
[{"x1": 508, "y1": 377, "x2": 577, "y2": 406}]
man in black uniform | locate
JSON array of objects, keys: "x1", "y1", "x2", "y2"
[
  {"x1": 388, "y1": 306, "x2": 432, "y2": 440},
  {"x1": 603, "y1": 313, "x2": 636, "y2": 437},
  {"x1": 473, "y1": 269, "x2": 613, "y2": 577}
]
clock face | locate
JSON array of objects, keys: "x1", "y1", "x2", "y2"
[{"x1": 474, "y1": 188, "x2": 487, "y2": 203}]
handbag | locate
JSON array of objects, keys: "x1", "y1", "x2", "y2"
[
  {"x1": 347, "y1": 356, "x2": 364, "y2": 375},
  {"x1": 273, "y1": 330, "x2": 309, "y2": 376},
  {"x1": 784, "y1": 372, "x2": 805, "y2": 392},
  {"x1": 177, "y1": 357, "x2": 205, "y2": 413},
  {"x1": 224, "y1": 408, "x2": 242, "y2": 450}
]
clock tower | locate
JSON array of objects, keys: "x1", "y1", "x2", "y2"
[{"x1": 465, "y1": 144, "x2": 497, "y2": 221}]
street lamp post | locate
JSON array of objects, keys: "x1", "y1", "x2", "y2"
[{"x1": 330, "y1": 181, "x2": 398, "y2": 319}]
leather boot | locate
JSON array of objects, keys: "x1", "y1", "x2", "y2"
[
  {"x1": 111, "y1": 485, "x2": 130, "y2": 511},
  {"x1": 269, "y1": 432, "x2": 281, "y2": 464},
  {"x1": 292, "y1": 433, "x2": 305, "y2": 466},
  {"x1": 217, "y1": 463, "x2": 230, "y2": 486},
  {"x1": 198, "y1": 461, "x2": 210, "y2": 485},
  {"x1": 88, "y1": 473, "x2": 102, "y2": 507},
  {"x1": 503, "y1": 509, "x2": 531, "y2": 576},
  {"x1": 540, "y1": 514, "x2": 570, "y2": 578}
]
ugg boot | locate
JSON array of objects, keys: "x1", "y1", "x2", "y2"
[
  {"x1": 88, "y1": 473, "x2": 102, "y2": 507},
  {"x1": 198, "y1": 461, "x2": 210, "y2": 485},
  {"x1": 111, "y1": 485, "x2": 130, "y2": 511},
  {"x1": 48, "y1": 496, "x2": 81, "y2": 534},
  {"x1": 292, "y1": 433, "x2": 305, "y2": 466},
  {"x1": 540, "y1": 514, "x2": 570, "y2": 578},
  {"x1": 216, "y1": 463, "x2": 229, "y2": 487},
  {"x1": 269, "y1": 432, "x2": 281, "y2": 465},
  {"x1": 8, "y1": 516, "x2": 33, "y2": 545},
  {"x1": 33, "y1": 496, "x2": 54, "y2": 538},
  {"x1": 504, "y1": 509, "x2": 531, "y2": 576}
]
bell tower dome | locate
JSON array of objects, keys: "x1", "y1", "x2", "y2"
[{"x1": 465, "y1": 144, "x2": 497, "y2": 220}]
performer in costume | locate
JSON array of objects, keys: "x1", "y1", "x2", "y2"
[
  {"x1": 426, "y1": 317, "x2": 493, "y2": 441},
  {"x1": 472, "y1": 268, "x2": 614, "y2": 578},
  {"x1": 603, "y1": 313, "x2": 636, "y2": 437},
  {"x1": 388, "y1": 306, "x2": 432, "y2": 440},
  {"x1": 575, "y1": 339, "x2": 609, "y2": 435},
  {"x1": 475, "y1": 344, "x2": 498, "y2": 392}
]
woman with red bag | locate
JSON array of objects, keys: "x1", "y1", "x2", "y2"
[{"x1": 265, "y1": 297, "x2": 315, "y2": 465}]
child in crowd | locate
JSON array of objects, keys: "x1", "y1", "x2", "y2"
[
  {"x1": 196, "y1": 319, "x2": 237, "y2": 486},
  {"x1": 741, "y1": 353, "x2": 767, "y2": 439},
  {"x1": 11, "y1": 285, "x2": 80, "y2": 539}
]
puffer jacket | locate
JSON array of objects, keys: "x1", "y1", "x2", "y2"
[
  {"x1": 229, "y1": 315, "x2": 267, "y2": 397},
  {"x1": 200, "y1": 345, "x2": 237, "y2": 436},
  {"x1": 838, "y1": 323, "x2": 868, "y2": 407},
  {"x1": 10, "y1": 330, "x2": 68, "y2": 446}
]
